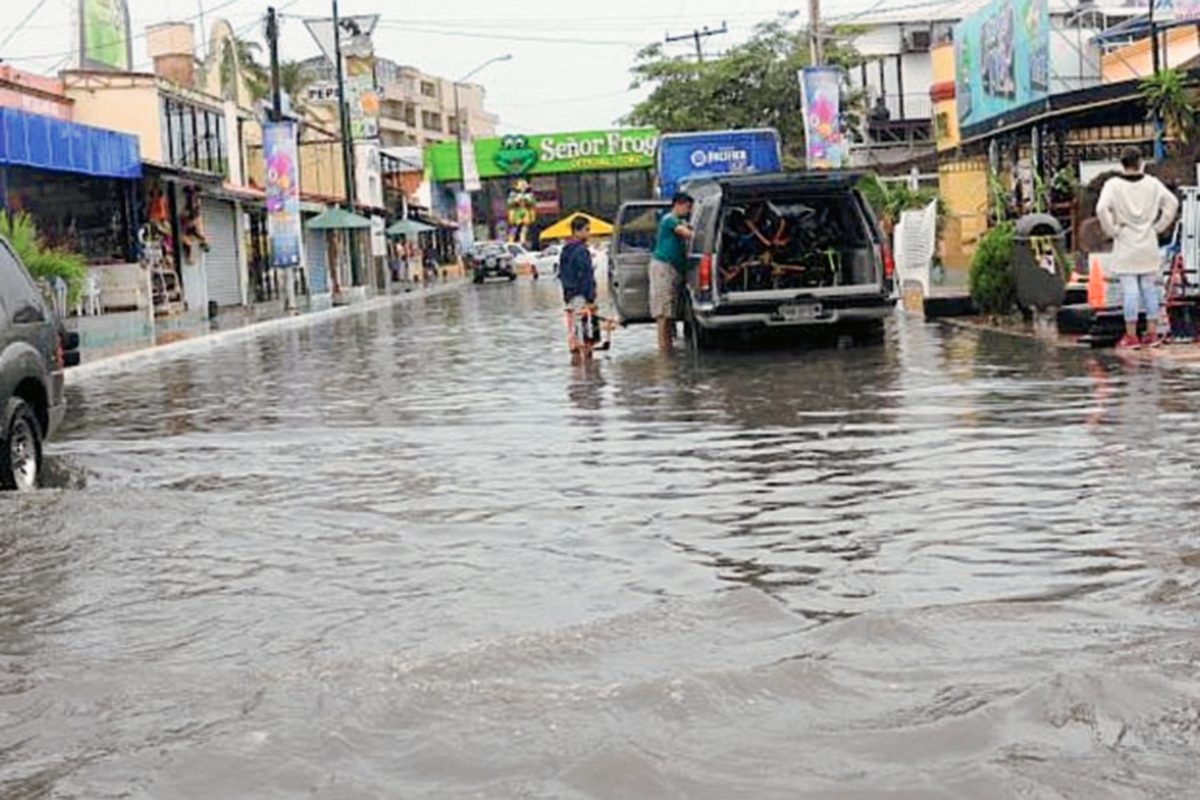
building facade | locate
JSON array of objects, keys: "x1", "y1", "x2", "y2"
[{"x1": 301, "y1": 57, "x2": 497, "y2": 150}]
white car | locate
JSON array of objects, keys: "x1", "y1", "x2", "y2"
[
  {"x1": 534, "y1": 244, "x2": 562, "y2": 276},
  {"x1": 505, "y1": 243, "x2": 539, "y2": 276}
]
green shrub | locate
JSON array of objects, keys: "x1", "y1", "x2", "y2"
[
  {"x1": 0, "y1": 212, "x2": 87, "y2": 307},
  {"x1": 969, "y1": 222, "x2": 1016, "y2": 316}
]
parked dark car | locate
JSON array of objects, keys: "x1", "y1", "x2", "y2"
[
  {"x1": 610, "y1": 172, "x2": 897, "y2": 348},
  {"x1": 0, "y1": 236, "x2": 79, "y2": 490},
  {"x1": 466, "y1": 242, "x2": 517, "y2": 284}
]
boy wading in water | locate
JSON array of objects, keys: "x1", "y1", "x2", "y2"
[
  {"x1": 1096, "y1": 146, "x2": 1179, "y2": 350},
  {"x1": 559, "y1": 216, "x2": 601, "y2": 364}
]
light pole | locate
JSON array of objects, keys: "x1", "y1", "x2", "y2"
[{"x1": 454, "y1": 54, "x2": 512, "y2": 195}]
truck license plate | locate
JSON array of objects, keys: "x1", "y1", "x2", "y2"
[{"x1": 779, "y1": 302, "x2": 822, "y2": 321}]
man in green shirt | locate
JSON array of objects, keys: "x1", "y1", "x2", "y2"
[{"x1": 649, "y1": 192, "x2": 694, "y2": 352}]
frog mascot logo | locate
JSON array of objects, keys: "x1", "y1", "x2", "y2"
[
  {"x1": 505, "y1": 179, "x2": 537, "y2": 248},
  {"x1": 494, "y1": 135, "x2": 538, "y2": 176}
]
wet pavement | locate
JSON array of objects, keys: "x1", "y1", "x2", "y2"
[{"x1": 4, "y1": 279, "x2": 1200, "y2": 798}]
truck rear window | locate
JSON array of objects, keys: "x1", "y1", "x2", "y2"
[
  {"x1": 718, "y1": 192, "x2": 876, "y2": 291},
  {"x1": 616, "y1": 206, "x2": 662, "y2": 254}
]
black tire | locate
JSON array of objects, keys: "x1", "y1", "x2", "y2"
[
  {"x1": 1, "y1": 398, "x2": 42, "y2": 492},
  {"x1": 680, "y1": 295, "x2": 715, "y2": 350},
  {"x1": 508, "y1": 273, "x2": 517, "y2": 282},
  {"x1": 852, "y1": 319, "x2": 886, "y2": 345},
  {"x1": 473, "y1": 274, "x2": 485, "y2": 285}
]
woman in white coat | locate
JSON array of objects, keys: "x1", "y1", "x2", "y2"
[{"x1": 1095, "y1": 146, "x2": 1180, "y2": 349}]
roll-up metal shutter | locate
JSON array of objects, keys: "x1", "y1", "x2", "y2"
[
  {"x1": 306, "y1": 228, "x2": 329, "y2": 294},
  {"x1": 203, "y1": 199, "x2": 242, "y2": 307}
]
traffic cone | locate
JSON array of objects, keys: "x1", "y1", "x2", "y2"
[{"x1": 1087, "y1": 256, "x2": 1106, "y2": 309}]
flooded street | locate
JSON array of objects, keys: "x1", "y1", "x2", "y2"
[{"x1": 4, "y1": 280, "x2": 1200, "y2": 798}]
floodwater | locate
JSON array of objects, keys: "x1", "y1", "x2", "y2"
[{"x1": 4, "y1": 280, "x2": 1200, "y2": 798}]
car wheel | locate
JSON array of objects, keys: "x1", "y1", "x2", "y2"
[
  {"x1": 1, "y1": 399, "x2": 42, "y2": 492},
  {"x1": 508, "y1": 273, "x2": 517, "y2": 282},
  {"x1": 681, "y1": 295, "x2": 715, "y2": 350}
]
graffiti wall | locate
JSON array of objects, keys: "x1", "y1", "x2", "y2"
[{"x1": 954, "y1": 0, "x2": 1049, "y2": 130}]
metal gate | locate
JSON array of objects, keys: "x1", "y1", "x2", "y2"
[
  {"x1": 203, "y1": 199, "x2": 243, "y2": 307},
  {"x1": 306, "y1": 229, "x2": 329, "y2": 294}
]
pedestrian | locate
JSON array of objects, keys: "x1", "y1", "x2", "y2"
[
  {"x1": 559, "y1": 215, "x2": 600, "y2": 364},
  {"x1": 1096, "y1": 146, "x2": 1179, "y2": 349},
  {"x1": 649, "y1": 192, "x2": 695, "y2": 352}
]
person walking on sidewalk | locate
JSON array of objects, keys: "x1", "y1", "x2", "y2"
[
  {"x1": 1096, "y1": 146, "x2": 1179, "y2": 349},
  {"x1": 649, "y1": 192, "x2": 694, "y2": 352},
  {"x1": 559, "y1": 216, "x2": 599, "y2": 364}
]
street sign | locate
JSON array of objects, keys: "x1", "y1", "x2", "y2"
[{"x1": 303, "y1": 15, "x2": 378, "y2": 65}]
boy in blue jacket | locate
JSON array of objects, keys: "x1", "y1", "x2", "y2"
[{"x1": 558, "y1": 216, "x2": 602, "y2": 362}]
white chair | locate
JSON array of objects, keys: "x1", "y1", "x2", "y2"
[
  {"x1": 893, "y1": 200, "x2": 938, "y2": 297},
  {"x1": 80, "y1": 271, "x2": 102, "y2": 316}
]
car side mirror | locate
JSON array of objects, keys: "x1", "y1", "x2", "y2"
[{"x1": 63, "y1": 351, "x2": 82, "y2": 368}]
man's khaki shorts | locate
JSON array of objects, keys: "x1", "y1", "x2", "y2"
[{"x1": 649, "y1": 258, "x2": 680, "y2": 319}]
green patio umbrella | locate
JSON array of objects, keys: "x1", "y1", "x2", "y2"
[
  {"x1": 305, "y1": 207, "x2": 372, "y2": 230},
  {"x1": 386, "y1": 218, "x2": 436, "y2": 237}
]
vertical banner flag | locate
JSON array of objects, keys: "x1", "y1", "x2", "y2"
[
  {"x1": 800, "y1": 67, "x2": 846, "y2": 170},
  {"x1": 78, "y1": 0, "x2": 133, "y2": 71},
  {"x1": 264, "y1": 122, "x2": 303, "y2": 269}
]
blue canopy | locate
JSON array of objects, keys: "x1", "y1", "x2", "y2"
[{"x1": 0, "y1": 107, "x2": 141, "y2": 179}]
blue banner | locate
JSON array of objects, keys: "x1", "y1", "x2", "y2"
[
  {"x1": 955, "y1": 0, "x2": 1050, "y2": 129},
  {"x1": 800, "y1": 67, "x2": 846, "y2": 170},
  {"x1": 656, "y1": 129, "x2": 781, "y2": 197},
  {"x1": 263, "y1": 122, "x2": 303, "y2": 269}
]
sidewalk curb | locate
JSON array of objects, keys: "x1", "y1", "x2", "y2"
[
  {"x1": 66, "y1": 281, "x2": 464, "y2": 383},
  {"x1": 933, "y1": 313, "x2": 1200, "y2": 370}
]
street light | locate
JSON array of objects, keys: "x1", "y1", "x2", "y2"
[{"x1": 454, "y1": 54, "x2": 512, "y2": 192}]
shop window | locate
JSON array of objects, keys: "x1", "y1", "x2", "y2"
[
  {"x1": 599, "y1": 171, "x2": 619, "y2": 217},
  {"x1": 558, "y1": 173, "x2": 581, "y2": 213},
  {"x1": 161, "y1": 96, "x2": 229, "y2": 177}
]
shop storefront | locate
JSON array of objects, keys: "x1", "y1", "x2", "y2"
[
  {"x1": 0, "y1": 107, "x2": 141, "y2": 263},
  {"x1": 427, "y1": 128, "x2": 658, "y2": 248}
]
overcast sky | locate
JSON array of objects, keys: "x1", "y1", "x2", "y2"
[{"x1": 4, "y1": 0, "x2": 892, "y2": 135}]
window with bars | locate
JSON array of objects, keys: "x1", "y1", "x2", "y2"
[{"x1": 161, "y1": 96, "x2": 229, "y2": 176}]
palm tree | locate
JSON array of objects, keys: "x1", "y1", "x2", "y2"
[
  {"x1": 1141, "y1": 67, "x2": 1197, "y2": 145},
  {"x1": 278, "y1": 60, "x2": 317, "y2": 118}
]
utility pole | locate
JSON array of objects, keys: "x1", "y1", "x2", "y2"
[
  {"x1": 331, "y1": 0, "x2": 360, "y2": 286},
  {"x1": 809, "y1": 0, "x2": 823, "y2": 65},
  {"x1": 265, "y1": 6, "x2": 297, "y2": 310},
  {"x1": 666, "y1": 23, "x2": 727, "y2": 63},
  {"x1": 266, "y1": 7, "x2": 282, "y2": 123}
]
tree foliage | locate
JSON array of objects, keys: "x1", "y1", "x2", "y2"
[
  {"x1": 858, "y1": 175, "x2": 944, "y2": 233},
  {"x1": 1140, "y1": 68, "x2": 1196, "y2": 144},
  {"x1": 0, "y1": 212, "x2": 88, "y2": 306},
  {"x1": 622, "y1": 13, "x2": 863, "y2": 166}
]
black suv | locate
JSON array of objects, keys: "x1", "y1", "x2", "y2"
[
  {"x1": 0, "y1": 236, "x2": 78, "y2": 490},
  {"x1": 467, "y1": 242, "x2": 517, "y2": 284}
]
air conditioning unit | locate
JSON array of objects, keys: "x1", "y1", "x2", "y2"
[{"x1": 903, "y1": 30, "x2": 932, "y2": 53}]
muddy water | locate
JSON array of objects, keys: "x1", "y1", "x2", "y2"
[{"x1": 3, "y1": 281, "x2": 1200, "y2": 798}]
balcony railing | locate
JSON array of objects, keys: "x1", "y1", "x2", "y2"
[{"x1": 865, "y1": 92, "x2": 933, "y2": 124}]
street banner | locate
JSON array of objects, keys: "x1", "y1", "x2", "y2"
[
  {"x1": 344, "y1": 54, "x2": 380, "y2": 140},
  {"x1": 460, "y1": 137, "x2": 482, "y2": 192},
  {"x1": 75, "y1": 0, "x2": 132, "y2": 71},
  {"x1": 304, "y1": 16, "x2": 380, "y2": 141},
  {"x1": 456, "y1": 191, "x2": 474, "y2": 253},
  {"x1": 263, "y1": 122, "x2": 303, "y2": 269},
  {"x1": 800, "y1": 67, "x2": 846, "y2": 170},
  {"x1": 302, "y1": 15, "x2": 379, "y2": 64}
]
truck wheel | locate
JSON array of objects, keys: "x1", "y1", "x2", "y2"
[
  {"x1": 1, "y1": 399, "x2": 42, "y2": 492},
  {"x1": 854, "y1": 320, "x2": 886, "y2": 345},
  {"x1": 681, "y1": 298, "x2": 715, "y2": 350}
]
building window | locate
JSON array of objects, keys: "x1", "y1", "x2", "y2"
[
  {"x1": 161, "y1": 96, "x2": 228, "y2": 177},
  {"x1": 420, "y1": 81, "x2": 436, "y2": 98},
  {"x1": 422, "y1": 111, "x2": 442, "y2": 132},
  {"x1": 448, "y1": 116, "x2": 459, "y2": 135},
  {"x1": 405, "y1": 104, "x2": 417, "y2": 127}
]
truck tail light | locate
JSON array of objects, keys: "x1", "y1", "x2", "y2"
[
  {"x1": 881, "y1": 242, "x2": 895, "y2": 280},
  {"x1": 698, "y1": 254, "x2": 713, "y2": 293}
]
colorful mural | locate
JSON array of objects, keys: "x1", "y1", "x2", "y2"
[{"x1": 954, "y1": 0, "x2": 1050, "y2": 129}]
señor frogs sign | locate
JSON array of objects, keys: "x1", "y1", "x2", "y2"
[{"x1": 429, "y1": 128, "x2": 659, "y2": 181}]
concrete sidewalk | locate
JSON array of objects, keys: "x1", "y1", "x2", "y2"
[{"x1": 66, "y1": 278, "x2": 463, "y2": 379}]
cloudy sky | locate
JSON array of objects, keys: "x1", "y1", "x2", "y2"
[{"x1": 4, "y1": 0, "x2": 899, "y2": 134}]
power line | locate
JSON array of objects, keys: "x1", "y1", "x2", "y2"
[
  {"x1": 373, "y1": 22, "x2": 643, "y2": 48},
  {"x1": 1, "y1": 0, "x2": 52, "y2": 51}
]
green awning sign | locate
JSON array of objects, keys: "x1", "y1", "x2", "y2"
[{"x1": 428, "y1": 128, "x2": 658, "y2": 182}]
